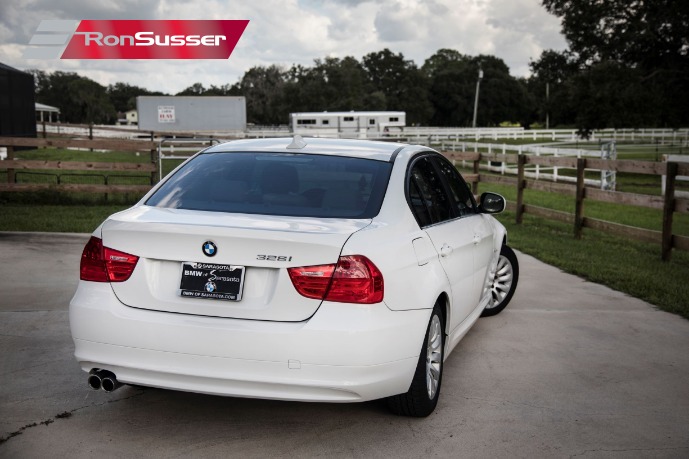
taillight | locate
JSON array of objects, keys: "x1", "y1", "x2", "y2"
[
  {"x1": 287, "y1": 263, "x2": 335, "y2": 300},
  {"x1": 80, "y1": 236, "x2": 139, "y2": 283},
  {"x1": 288, "y1": 255, "x2": 384, "y2": 304}
]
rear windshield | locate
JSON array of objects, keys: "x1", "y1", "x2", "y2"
[{"x1": 145, "y1": 152, "x2": 393, "y2": 219}]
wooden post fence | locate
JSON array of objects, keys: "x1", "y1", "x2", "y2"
[
  {"x1": 574, "y1": 158, "x2": 586, "y2": 239},
  {"x1": 6, "y1": 146, "x2": 15, "y2": 184},
  {"x1": 662, "y1": 162, "x2": 678, "y2": 261},
  {"x1": 516, "y1": 154, "x2": 526, "y2": 224}
]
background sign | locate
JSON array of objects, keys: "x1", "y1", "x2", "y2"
[{"x1": 158, "y1": 106, "x2": 175, "y2": 123}]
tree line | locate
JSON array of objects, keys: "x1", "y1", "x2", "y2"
[
  {"x1": 530, "y1": 0, "x2": 689, "y2": 132},
  {"x1": 29, "y1": 49, "x2": 533, "y2": 128},
  {"x1": 30, "y1": 0, "x2": 689, "y2": 130}
]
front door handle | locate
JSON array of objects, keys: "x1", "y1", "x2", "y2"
[
  {"x1": 473, "y1": 234, "x2": 482, "y2": 244},
  {"x1": 440, "y1": 243, "x2": 453, "y2": 257}
]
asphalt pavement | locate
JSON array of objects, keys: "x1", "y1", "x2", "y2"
[{"x1": 1, "y1": 232, "x2": 688, "y2": 458}]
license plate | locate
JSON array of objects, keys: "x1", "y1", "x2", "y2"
[{"x1": 179, "y1": 262, "x2": 246, "y2": 301}]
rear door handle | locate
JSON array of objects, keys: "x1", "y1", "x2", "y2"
[
  {"x1": 473, "y1": 234, "x2": 482, "y2": 244},
  {"x1": 440, "y1": 243, "x2": 453, "y2": 257}
]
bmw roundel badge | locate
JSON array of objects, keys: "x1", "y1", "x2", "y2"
[
  {"x1": 202, "y1": 241, "x2": 217, "y2": 257},
  {"x1": 204, "y1": 280, "x2": 217, "y2": 292}
]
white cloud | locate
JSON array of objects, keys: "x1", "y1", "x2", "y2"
[{"x1": 0, "y1": 0, "x2": 567, "y2": 93}]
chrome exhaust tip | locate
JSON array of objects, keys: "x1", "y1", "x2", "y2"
[
  {"x1": 88, "y1": 369, "x2": 122, "y2": 392},
  {"x1": 101, "y1": 374, "x2": 122, "y2": 393},
  {"x1": 87, "y1": 370, "x2": 103, "y2": 390}
]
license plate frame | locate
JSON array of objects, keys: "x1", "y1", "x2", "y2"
[{"x1": 179, "y1": 262, "x2": 246, "y2": 301}]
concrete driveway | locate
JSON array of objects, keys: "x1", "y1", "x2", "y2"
[{"x1": 1, "y1": 232, "x2": 688, "y2": 458}]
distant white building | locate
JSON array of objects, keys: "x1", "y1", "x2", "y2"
[
  {"x1": 290, "y1": 111, "x2": 406, "y2": 137},
  {"x1": 117, "y1": 109, "x2": 138, "y2": 126},
  {"x1": 35, "y1": 102, "x2": 60, "y2": 122},
  {"x1": 125, "y1": 109, "x2": 138, "y2": 125}
]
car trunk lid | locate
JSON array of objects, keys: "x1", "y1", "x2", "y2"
[{"x1": 102, "y1": 206, "x2": 369, "y2": 321}]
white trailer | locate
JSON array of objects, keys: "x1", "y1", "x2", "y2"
[{"x1": 290, "y1": 111, "x2": 405, "y2": 137}]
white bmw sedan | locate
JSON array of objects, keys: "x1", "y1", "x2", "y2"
[{"x1": 70, "y1": 136, "x2": 518, "y2": 417}]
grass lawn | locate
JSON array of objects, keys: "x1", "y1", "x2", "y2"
[
  {"x1": 493, "y1": 210, "x2": 689, "y2": 320},
  {"x1": 476, "y1": 179, "x2": 689, "y2": 236},
  {"x1": 0, "y1": 204, "x2": 130, "y2": 233}
]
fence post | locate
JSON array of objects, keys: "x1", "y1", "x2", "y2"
[
  {"x1": 150, "y1": 132, "x2": 157, "y2": 185},
  {"x1": 6, "y1": 146, "x2": 15, "y2": 184},
  {"x1": 662, "y1": 162, "x2": 678, "y2": 261},
  {"x1": 104, "y1": 174, "x2": 109, "y2": 202},
  {"x1": 89, "y1": 123, "x2": 94, "y2": 152},
  {"x1": 42, "y1": 121, "x2": 47, "y2": 139},
  {"x1": 516, "y1": 154, "x2": 525, "y2": 224},
  {"x1": 472, "y1": 153, "x2": 479, "y2": 195},
  {"x1": 574, "y1": 158, "x2": 586, "y2": 239}
]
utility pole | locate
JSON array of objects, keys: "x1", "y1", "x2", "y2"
[
  {"x1": 545, "y1": 81, "x2": 550, "y2": 129},
  {"x1": 472, "y1": 69, "x2": 483, "y2": 128}
]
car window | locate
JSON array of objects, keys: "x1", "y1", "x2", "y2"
[
  {"x1": 407, "y1": 156, "x2": 454, "y2": 227},
  {"x1": 146, "y1": 152, "x2": 393, "y2": 219},
  {"x1": 433, "y1": 157, "x2": 477, "y2": 217}
]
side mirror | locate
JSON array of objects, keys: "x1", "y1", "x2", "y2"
[{"x1": 479, "y1": 192, "x2": 505, "y2": 214}]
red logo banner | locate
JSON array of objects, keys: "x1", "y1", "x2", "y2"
[{"x1": 61, "y1": 20, "x2": 249, "y2": 59}]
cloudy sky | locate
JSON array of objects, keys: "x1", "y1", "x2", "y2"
[{"x1": 0, "y1": 0, "x2": 567, "y2": 94}]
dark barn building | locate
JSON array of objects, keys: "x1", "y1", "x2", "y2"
[{"x1": 0, "y1": 62, "x2": 37, "y2": 138}]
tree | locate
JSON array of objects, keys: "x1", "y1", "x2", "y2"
[
  {"x1": 471, "y1": 55, "x2": 533, "y2": 127},
  {"x1": 176, "y1": 82, "x2": 208, "y2": 96},
  {"x1": 528, "y1": 50, "x2": 579, "y2": 127},
  {"x1": 541, "y1": 0, "x2": 689, "y2": 127},
  {"x1": 542, "y1": 0, "x2": 689, "y2": 68},
  {"x1": 282, "y1": 56, "x2": 381, "y2": 114},
  {"x1": 424, "y1": 51, "x2": 473, "y2": 126},
  {"x1": 425, "y1": 51, "x2": 532, "y2": 127},
  {"x1": 569, "y1": 62, "x2": 661, "y2": 132},
  {"x1": 231, "y1": 65, "x2": 287, "y2": 124},
  {"x1": 362, "y1": 49, "x2": 432, "y2": 125},
  {"x1": 107, "y1": 82, "x2": 165, "y2": 113},
  {"x1": 175, "y1": 82, "x2": 234, "y2": 97},
  {"x1": 422, "y1": 48, "x2": 467, "y2": 78},
  {"x1": 69, "y1": 78, "x2": 116, "y2": 124},
  {"x1": 315, "y1": 56, "x2": 372, "y2": 111},
  {"x1": 29, "y1": 70, "x2": 115, "y2": 123}
]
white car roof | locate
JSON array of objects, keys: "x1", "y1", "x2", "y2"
[{"x1": 204, "y1": 137, "x2": 420, "y2": 162}]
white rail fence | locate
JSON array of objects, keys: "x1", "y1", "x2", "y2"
[
  {"x1": 446, "y1": 142, "x2": 608, "y2": 188},
  {"x1": 396, "y1": 127, "x2": 689, "y2": 145},
  {"x1": 34, "y1": 122, "x2": 689, "y2": 145}
]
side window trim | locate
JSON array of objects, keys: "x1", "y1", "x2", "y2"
[
  {"x1": 409, "y1": 175, "x2": 433, "y2": 228},
  {"x1": 430, "y1": 155, "x2": 478, "y2": 218},
  {"x1": 405, "y1": 153, "x2": 431, "y2": 228},
  {"x1": 405, "y1": 152, "x2": 458, "y2": 229}
]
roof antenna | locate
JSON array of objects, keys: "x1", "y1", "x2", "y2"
[{"x1": 287, "y1": 134, "x2": 307, "y2": 149}]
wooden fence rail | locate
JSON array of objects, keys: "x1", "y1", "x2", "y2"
[
  {"x1": 442, "y1": 150, "x2": 689, "y2": 261},
  {"x1": 1, "y1": 136, "x2": 156, "y2": 151},
  {"x1": 0, "y1": 136, "x2": 156, "y2": 195}
]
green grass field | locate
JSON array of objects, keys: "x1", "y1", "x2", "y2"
[
  {"x1": 493, "y1": 210, "x2": 689, "y2": 320},
  {"x1": 476, "y1": 180, "x2": 689, "y2": 236}
]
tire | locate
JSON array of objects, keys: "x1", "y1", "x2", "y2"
[
  {"x1": 481, "y1": 244, "x2": 519, "y2": 317},
  {"x1": 387, "y1": 303, "x2": 445, "y2": 417}
]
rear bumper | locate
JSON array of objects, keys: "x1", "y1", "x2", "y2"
[{"x1": 69, "y1": 282, "x2": 430, "y2": 402}]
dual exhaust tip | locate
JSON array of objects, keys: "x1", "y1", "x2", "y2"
[{"x1": 88, "y1": 369, "x2": 122, "y2": 393}]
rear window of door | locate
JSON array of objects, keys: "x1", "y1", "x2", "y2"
[
  {"x1": 433, "y1": 156, "x2": 477, "y2": 217},
  {"x1": 407, "y1": 156, "x2": 454, "y2": 227}
]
